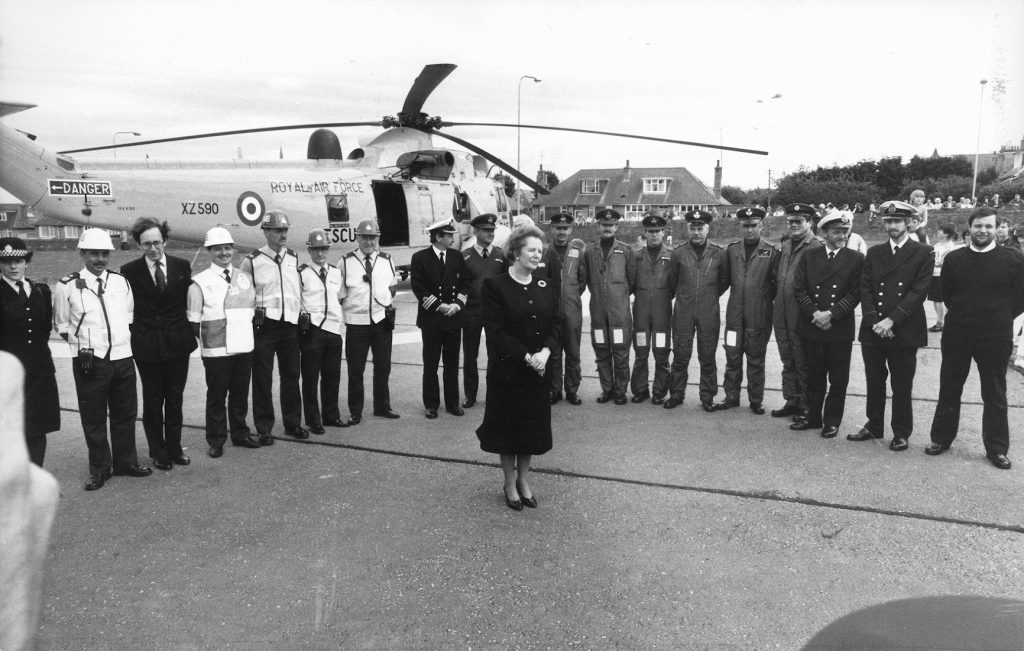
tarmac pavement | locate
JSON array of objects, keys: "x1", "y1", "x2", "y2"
[{"x1": 33, "y1": 289, "x2": 1024, "y2": 649}]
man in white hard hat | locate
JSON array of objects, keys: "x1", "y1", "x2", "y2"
[
  {"x1": 187, "y1": 226, "x2": 261, "y2": 458},
  {"x1": 298, "y1": 229, "x2": 346, "y2": 433},
  {"x1": 54, "y1": 228, "x2": 151, "y2": 491},
  {"x1": 240, "y1": 210, "x2": 308, "y2": 442}
]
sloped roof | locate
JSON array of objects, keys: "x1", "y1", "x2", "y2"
[{"x1": 534, "y1": 166, "x2": 727, "y2": 207}]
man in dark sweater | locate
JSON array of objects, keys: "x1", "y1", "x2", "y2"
[{"x1": 925, "y1": 207, "x2": 1024, "y2": 469}]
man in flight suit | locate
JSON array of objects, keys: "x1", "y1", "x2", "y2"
[
  {"x1": 537, "y1": 212, "x2": 586, "y2": 405},
  {"x1": 716, "y1": 207, "x2": 780, "y2": 415},
  {"x1": 460, "y1": 213, "x2": 508, "y2": 409},
  {"x1": 630, "y1": 211, "x2": 674, "y2": 405},
  {"x1": 664, "y1": 210, "x2": 729, "y2": 412},
  {"x1": 581, "y1": 208, "x2": 636, "y2": 405},
  {"x1": 771, "y1": 203, "x2": 822, "y2": 419}
]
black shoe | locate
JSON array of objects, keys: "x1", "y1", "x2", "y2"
[
  {"x1": 324, "y1": 418, "x2": 349, "y2": 428},
  {"x1": 790, "y1": 420, "x2": 821, "y2": 431},
  {"x1": 847, "y1": 426, "x2": 883, "y2": 441},
  {"x1": 596, "y1": 393, "x2": 613, "y2": 404},
  {"x1": 821, "y1": 425, "x2": 840, "y2": 439},
  {"x1": 84, "y1": 472, "x2": 109, "y2": 491},
  {"x1": 258, "y1": 432, "x2": 275, "y2": 446},
  {"x1": 373, "y1": 409, "x2": 400, "y2": 419},
  {"x1": 924, "y1": 443, "x2": 951, "y2": 456},
  {"x1": 153, "y1": 458, "x2": 173, "y2": 471},
  {"x1": 566, "y1": 393, "x2": 582, "y2": 405},
  {"x1": 310, "y1": 425, "x2": 326, "y2": 435},
  {"x1": 750, "y1": 403, "x2": 765, "y2": 415},
  {"x1": 287, "y1": 427, "x2": 310, "y2": 440},
  {"x1": 651, "y1": 396, "x2": 665, "y2": 406},
  {"x1": 504, "y1": 487, "x2": 523, "y2": 511},
  {"x1": 631, "y1": 391, "x2": 650, "y2": 404},
  {"x1": 447, "y1": 407, "x2": 465, "y2": 416},
  {"x1": 792, "y1": 411, "x2": 808, "y2": 423},
  {"x1": 549, "y1": 392, "x2": 561, "y2": 406},
  {"x1": 928, "y1": 323, "x2": 943, "y2": 332},
  {"x1": 112, "y1": 465, "x2": 153, "y2": 477},
  {"x1": 231, "y1": 436, "x2": 261, "y2": 448},
  {"x1": 347, "y1": 415, "x2": 362, "y2": 426},
  {"x1": 771, "y1": 403, "x2": 801, "y2": 418},
  {"x1": 613, "y1": 395, "x2": 628, "y2": 405},
  {"x1": 426, "y1": 408, "x2": 439, "y2": 419},
  {"x1": 988, "y1": 453, "x2": 1012, "y2": 470},
  {"x1": 663, "y1": 397, "x2": 683, "y2": 409},
  {"x1": 701, "y1": 399, "x2": 716, "y2": 413},
  {"x1": 171, "y1": 454, "x2": 191, "y2": 466},
  {"x1": 516, "y1": 481, "x2": 537, "y2": 508},
  {"x1": 463, "y1": 397, "x2": 477, "y2": 408},
  {"x1": 208, "y1": 445, "x2": 224, "y2": 458},
  {"x1": 889, "y1": 437, "x2": 909, "y2": 451},
  {"x1": 714, "y1": 398, "x2": 740, "y2": 411}
]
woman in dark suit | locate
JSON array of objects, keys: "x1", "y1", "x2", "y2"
[
  {"x1": 0, "y1": 237, "x2": 60, "y2": 465},
  {"x1": 476, "y1": 225, "x2": 560, "y2": 510}
]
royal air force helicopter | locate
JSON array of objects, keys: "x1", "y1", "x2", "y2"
[{"x1": 0, "y1": 64, "x2": 766, "y2": 271}]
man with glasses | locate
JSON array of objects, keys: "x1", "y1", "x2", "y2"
[{"x1": 121, "y1": 217, "x2": 197, "y2": 471}]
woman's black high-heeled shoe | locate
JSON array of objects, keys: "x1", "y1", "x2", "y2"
[
  {"x1": 504, "y1": 487, "x2": 523, "y2": 511},
  {"x1": 516, "y1": 480, "x2": 537, "y2": 508}
]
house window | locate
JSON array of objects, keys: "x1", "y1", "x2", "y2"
[
  {"x1": 0, "y1": 229, "x2": 13, "y2": 238},
  {"x1": 574, "y1": 210, "x2": 583, "y2": 221},
  {"x1": 38, "y1": 226, "x2": 58, "y2": 239},
  {"x1": 64, "y1": 225, "x2": 81, "y2": 239},
  {"x1": 643, "y1": 178, "x2": 669, "y2": 193},
  {"x1": 624, "y1": 205, "x2": 646, "y2": 221},
  {"x1": 580, "y1": 179, "x2": 605, "y2": 194}
]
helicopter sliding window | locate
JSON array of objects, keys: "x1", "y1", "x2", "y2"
[
  {"x1": 56, "y1": 156, "x2": 76, "y2": 171},
  {"x1": 325, "y1": 195, "x2": 349, "y2": 224}
]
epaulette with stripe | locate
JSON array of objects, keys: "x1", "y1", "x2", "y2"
[{"x1": 59, "y1": 272, "x2": 80, "y2": 284}]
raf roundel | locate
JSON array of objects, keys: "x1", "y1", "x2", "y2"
[{"x1": 236, "y1": 191, "x2": 266, "y2": 226}]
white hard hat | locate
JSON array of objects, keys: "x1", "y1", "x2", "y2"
[
  {"x1": 77, "y1": 228, "x2": 114, "y2": 250},
  {"x1": 204, "y1": 226, "x2": 234, "y2": 247}
]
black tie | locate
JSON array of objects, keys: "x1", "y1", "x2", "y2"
[
  {"x1": 16, "y1": 280, "x2": 27, "y2": 298},
  {"x1": 481, "y1": 246, "x2": 488, "y2": 259},
  {"x1": 364, "y1": 256, "x2": 373, "y2": 279},
  {"x1": 439, "y1": 251, "x2": 445, "y2": 266},
  {"x1": 274, "y1": 253, "x2": 281, "y2": 265},
  {"x1": 892, "y1": 245, "x2": 899, "y2": 257},
  {"x1": 319, "y1": 266, "x2": 327, "y2": 282},
  {"x1": 828, "y1": 251, "x2": 836, "y2": 262},
  {"x1": 96, "y1": 278, "x2": 104, "y2": 296},
  {"x1": 223, "y1": 268, "x2": 231, "y2": 283},
  {"x1": 155, "y1": 260, "x2": 166, "y2": 293}
]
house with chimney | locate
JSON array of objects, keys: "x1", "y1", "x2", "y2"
[{"x1": 530, "y1": 160, "x2": 729, "y2": 223}]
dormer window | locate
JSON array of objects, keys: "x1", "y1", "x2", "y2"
[
  {"x1": 643, "y1": 178, "x2": 669, "y2": 193},
  {"x1": 580, "y1": 179, "x2": 605, "y2": 194}
]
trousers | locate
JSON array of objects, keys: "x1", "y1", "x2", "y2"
[
  {"x1": 722, "y1": 327, "x2": 770, "y2": 404},
  {"x1": 802, "y1": 339, "x2": 852, "y2": 427},
  {"x1": 251, "y1": 318, "x2": 302, "y2": 434},
  {"x1": 862, "y1": 345, "x2": 918, "y2": 438},
  {"x1": 422, "y1": 327, "x2": 461, "y2": 410},
  {"x1": 202, "y1": 353, "x2": 253, "y2": 446},
  {"x1": 346, "y1": 322, "x2": 393, "y2": 416},
  {"x1": 135, "y1": 355, "x2": 190, "y2": 462},
  {"x1": 300, "y1": 326, "x2": 343, "y2": 427},
  {"x1": 73, "y1": 356, "x2": 139, "y2": 476}
]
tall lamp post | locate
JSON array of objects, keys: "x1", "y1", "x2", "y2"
[
  {"x1": 517, "y1": 75, "x2": 541, "y2": 213},
  {"x1": 112, "y1": 131, "x2": 141, "y2": 159},
  {"x1": 971, "y1": 79, "x2": 988, "y2": 202}
]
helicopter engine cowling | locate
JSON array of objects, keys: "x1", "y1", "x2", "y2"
[{"x1": 307, "y1": 129, "x2": 343, "y2": 160}]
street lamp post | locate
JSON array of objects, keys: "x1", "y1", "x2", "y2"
[
  {"x1": 517, "y1": 75, "x2": 541, "y2": 212},
  {"x1": 971, "y1": 79, "x2": 988, "y2": 202},
  {"x1": 112, "y1": 131, "x2": 141, "y2": 159}
]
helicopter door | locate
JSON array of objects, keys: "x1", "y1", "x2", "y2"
[{"x1": 371, "y1": 181, "x2": 409, "y2": 247}]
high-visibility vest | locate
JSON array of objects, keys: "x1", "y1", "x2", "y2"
[
  {"x1": 299, "y1": 263, "x2": 343, "y2": 335},
  {"x1": 189, "y1": 265, "x2": 256, "y2": 357},
  {"x1": 247, "y1": 246, "x2": 300, "y2": 323},
  {"x1": 339, "y1": 250, "x2": 397, "y2": 325}
]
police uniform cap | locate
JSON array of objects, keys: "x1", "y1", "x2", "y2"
[
  {"x1": 684, "y1": 209, "x2": 714, "y2": 224},
  {"x1": 818, "y1": 212, "x2": 853, "y2": 231},
  {"x1": 426, "y1": 218, "x2": 457, "y2": 235},
  {"x1": 305, "y1": 229, "x2": 331, "y2": 248},
  {"x1": 595, "y1": 208, "x2": 622, "y2": 223},
  {"x1": 78, "y1": 228, "x2": 115, "y2": 250},
  {"x1": 0, "y1": 237, "x2": 32, "y2": 262},
  {"x1": 878, "y1": 200, "x2": 916, "y2": 220},
  {"x1": 736, "y1": 207, "x2": 766, "y2": 223},
  {"x1": 784, "y1": 203, "x2": 817, "y2": 219},
  {"x1": 261, "y1": 210, "x2": 291, "y2": 229},
  {"x1": 353, "y1": 219, "x2": 380, "y2": 236},
  {"x1": 550, "y1": 212, "x2": 574, "y2": 225},
  {"x1": 641, "y1": 214, "x2": 668, "y2": 229},
  {"x1": 470, "y1": 213, "x2": 498, "y2": 229}
]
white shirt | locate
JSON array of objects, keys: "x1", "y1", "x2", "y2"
[
  {"x1": 969, "y1": 240, "x2": 997, "y2": 253},
  {"x1": 890, "y1": 234, "x2": 910, "y2": 255},
  {"x1": 146, "y1": 254, "x2": 168, "y2": 283}
]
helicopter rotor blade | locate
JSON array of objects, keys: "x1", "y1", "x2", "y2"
[
  {"x1": 58, "y1": 122, "x2": 384, "y2": 154},
  {"x1": 443, "y1": 122, "x2": 768, "y2": 156},
  {"x1": 400, "y1": 64, "x2": 457, "y2": 118},
  {"x1": 426, "y1": 128, "x2": 550, "y2": 196}
]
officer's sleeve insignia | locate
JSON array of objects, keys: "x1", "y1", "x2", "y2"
[{"x1": 568, "y1": 249, "x2": 580, "y2": 258}]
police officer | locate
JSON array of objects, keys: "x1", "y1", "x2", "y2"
[
  {"x1": 665, "y1": 210, "x2": 728, "y2": 411},
  {"x1": 790, "y1": 212, "x2": 864, "y2": 438},
  {"x1": 54, "y1": 228, "x2": 151, "y2": 491},
  {"x1": 298, "y1": 229, "x2": 345, "y2": 434},
  {"x1": 771, "y1": 203, "x2": 822, "y2": 419},
  {"x1": 581, "y1": 208, "x2": 636, "y2": 404},
  {"x1": 186, "y1": 227, "x2": 261, "y2": 457},
  {"x1": 460, "y1": 213, "x2": 508, "y2": 409},
  {"x1": 716, "y1": 207, "x2": 780, "y2": 414},
  {"x1": 630, "y1": 211, "x2": 673, "y2": 405},
  {"x1": 241, "y1": 210, "x2": 308, "y2": 442},
  {"x1": 338, "y1": 219, "x2": 400, "y2": 424},
  {"x1": 0, "y1": 237, "x2": 60, "y2": 466},
  {"x1": 537, "y1": 212, "x2": 585, "y2": 405},
  {"x1": 853, "y1": 200, "x2": 934, "y2": 451},
  {"x1": 411, "y1": 219, "x2": 469, "y2": 418}
]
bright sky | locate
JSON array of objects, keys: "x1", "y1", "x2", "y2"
[{"x1": 1, "y1": 0, "x2": 1022, "y2": 192}]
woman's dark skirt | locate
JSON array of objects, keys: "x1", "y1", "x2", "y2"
[{"x1": 476, "y1": 381, "x2": 552, "y2": 456}]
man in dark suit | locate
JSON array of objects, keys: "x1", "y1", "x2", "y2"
[
  {"x1": 460, "y1": 213, "x2": 508, "y2": 409},
  {"x1": 790, "y1": 212, "x2": 864, "y2": 438},
  {"x1": 411, "y1": 219, "x2": 470, "y2": 418},
  {"x1": 853, "y1": 200, "x2": 934, "y2": 451},
  {"x1": 121, "y1": 218, "x2": 198, "y2": 470}
]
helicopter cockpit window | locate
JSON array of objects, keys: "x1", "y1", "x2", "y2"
[
  {"x1": 395, "y1": 150, "x2": 454, "y2": 181},
  {"x1": 326, "y1": 195, "x2": 349, "y2": 223},
  {"x1": 56, "y1": 156, "x2": 76, "y2": 171}
]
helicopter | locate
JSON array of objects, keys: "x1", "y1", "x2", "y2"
[{"x1": 0, "y1": 64, "x2": 766, "y2": 270}]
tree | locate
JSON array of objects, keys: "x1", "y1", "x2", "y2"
[
  {"x1": 543, "y1": 170, "x2": 560, "y2": 189},
  {"x1": 720, "y1": 185, "x2": 748, "y2": 204}
]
